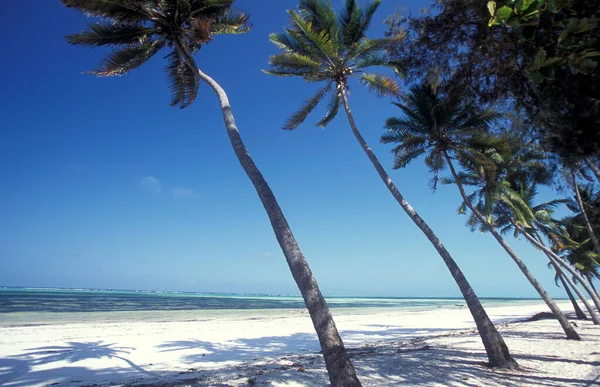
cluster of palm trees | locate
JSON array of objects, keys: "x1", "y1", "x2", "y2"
[{"x1": 62, "y1": 0, "x2": 599, "y2": 386}]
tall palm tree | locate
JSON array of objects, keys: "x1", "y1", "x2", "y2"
[
  {"x1": 382, "y1": 84, "x2": 581, "y2": 340},
  {"x1": 265, "y1": 0, "x2": 518, "y2": 369},
  {"x1": 485, "y1": 181, "x2": 600, "y2": 324},
  {"x1": 61, "y1": 1, "x2": 360, "y2": 385}
]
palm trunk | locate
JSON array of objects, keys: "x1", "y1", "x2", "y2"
[
  {"x1": 443, "y1": 152, "x2": 580, "y2": 340},
  {"x1": 195, "y1": 69, "x2": 361, "y2": 387},
  {"x1": 587, "y1": 275, "x2": 600, "y2": 301},
  {"x1": 530, "y1": 230, "x2": 599, "y2": 323},
  {"x1": 572, "y1": 170, "x2": 600, "y2": 255},
  {"x1": 512, "y1": 217, "x2": 600, "y2": 312},
  {"x1": 339, "y1": 88, "x2": 518, "y2": 369},
  {"x1": 556, "y1": 269, "x2": 588, "y2": 320},
  {"x1": 584, "y1": 156, "x2": 600, "y2": 184}
]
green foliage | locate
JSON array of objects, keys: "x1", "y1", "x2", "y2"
[
  {"x1": 63, "y1": 0, "x2": 251, "y2": 108},
  {"x1": 381, "y1": 84, "x2": 503, "y2": 190},
  {"x1": 388, "y1": 0, "x2": 600, "y2": 161},
  {"x1": 264, "y1": 0, "x2": 402, "y2": 129},
  {"x1": 559, "y1": 185, "x2": 600, "y2": 278},
  {"x1": 488, "y1": 0, "x2": 600, "y2": 79}
]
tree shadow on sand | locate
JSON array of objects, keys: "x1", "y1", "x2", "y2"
[
  {"x1": 0, "y1": 341, "x2": 150, "y2": 387},
  {"x1": 157, "y1": 332, "x2": 319, "y2": 364}
]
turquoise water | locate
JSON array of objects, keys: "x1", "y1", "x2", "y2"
[{"x1": 0, "y1": 287, "x2": 545, "y2": 313}]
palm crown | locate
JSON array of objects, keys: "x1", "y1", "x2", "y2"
[
  {"x1": 63, "y1": 0, "x2": 250, "y2": 108},
  {"x1": 381, "y1": 84, "x2": 504, "y2": 190},
  {"x1": 264, "y1": 0, "x2": 404, "y2": 130},
  {"x1": 442, "y1": 137, "x2": 555, "y2": 230}
]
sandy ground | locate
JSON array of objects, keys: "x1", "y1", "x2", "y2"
[{"x1": 0, "y1": 301, "x2": 598, "y2": 386}]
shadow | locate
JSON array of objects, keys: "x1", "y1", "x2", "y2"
[
  {"x1": 2, "y1": 321, "x2": 599, "y2": 386},
  {"x1": 157, "y1": 332, "x2": 320, "y2": 364},
  {"x1": 0, "y1": 341, "x2": 151, "y2": 387}
]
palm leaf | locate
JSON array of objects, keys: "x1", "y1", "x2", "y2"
[
  {"x1": 91, "y1": 40, "x2": 164, "y2": 76},
  {"x1": 360, "y1": 73, "x2": 400, "y2": 97},
  {"x1": 289, "y1": 11, "x2": 337, "y2": 61},
  {"x1": 61, "y1": 0, "x2": 150, "y2": 23},
  {"x1": 264, "y1": 52, "x2": 325, "y2": 80},
  {"x1": 317, "y1": 89, "x2": 342, "y2": 127},
  {"x1": 284, "y1": 82, "x2": 332, "y2": 130},
  {"x1": 165, "y1": 51, "x2": 200, "y2": 108},
  {"x1": 212, "y1": 8, "x2": 252, "y2": 35},
  {"x1": 66, "y1": 23, "x2": 155, "y2": 47},
  {"x1": 298, "y1": 0, "x2": 340, "y2": 41}
]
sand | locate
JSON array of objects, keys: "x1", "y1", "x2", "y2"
[{"x1": 0, "y1": 301, "x2": 598, "y2": 386}]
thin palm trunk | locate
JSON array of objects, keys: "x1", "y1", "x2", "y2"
[
  {"x1": 195, "y1": 68, "x2": 361, "y2": 387},
  {"x1": 556, "y1": 269, "x2": 588, "y2": 320},
  {"x1": 572, "y1": 170, "x2": 600, "y2": 255},
  {"x1": 588, "y1": 276, "x2": 600, "y2": 301},
  {"x1": 339, "y1": 88, "x2": 518, "y2": 368},
  {"x1": 511, "y1": 220, "x2": 600, "y2": 312},
  {"x1": 443, "y1": 152, "x2": 580, "y2": 340},
  {"x1": 530, "y1": 230, "x2": 599, "y2": 323},
  {"x1": 584, "y1": 156, "x2": 600, "y2": 184}
]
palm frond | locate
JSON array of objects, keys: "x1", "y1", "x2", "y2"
[
  {"x1": 264, "y1": 52, "x2": 325, "y2": 80},
  {"x1": 317, "y1": 89, "x2": 342, "y2": 127},
  {"x1": 360, "y1": 73, "x2": 400, "y2": 97},
  {"x1": 91, "y1": 40, "x2": 164, "y2": 76},
  {"x1": 61, "y1": 0, "x2": 150, "y2": 22},
  {"x1": 297, "y1": 0, "x2": 340, "y2": 41},
  {"x1": 212, "y1": 8, "x2": 252, "y2": 35},
  {"x1": 165, "y1": 51, "x2": 200, "y2": 108},
  {"x1": 284, "y1": 82, "x2": 332, "y2": 130},
  {"x1": 289, "y1": 10, "x2": 337, "y2": 61},
  {"x1": 390, "y1": 135, "x2": 427, "y2": 169},
  {"x1": 66, "y1": 23, "x2": 155, "y2": 47}
]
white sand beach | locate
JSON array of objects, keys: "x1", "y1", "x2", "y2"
[{"x1": 0, "y1": 301, "x2": 598, "y2": 386}]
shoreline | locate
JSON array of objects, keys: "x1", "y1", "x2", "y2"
[{"x1": 0, "y1": 301, "x2": 598, "y2": 386}]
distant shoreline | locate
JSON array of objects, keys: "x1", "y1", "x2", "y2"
[{"x1": 0, "y1": 285, "x2": 549, "y2": 301}]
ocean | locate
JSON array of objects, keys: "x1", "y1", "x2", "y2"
[{"x1": 0, "y1": 287, "x2": 544, "y2": 314}]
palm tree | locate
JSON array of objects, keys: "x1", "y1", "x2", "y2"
[
  {"x1": 567, "y1": 169, "x2": 600, "y2": 256},
  {"x1": 382, "y1": 84, "x2": 581, "y2": 340},
  {"x1": 486, "y1": 180, "x2": 600, "y2": 324},
  {"x1": 584, "y1": 157, "x2": 600, "y2": 184},
  {"x1": 562, "y1": 189, "x2": 600, "y2": 299},
  {"x1": 61, "y1": 1, "x2": 360, "y2": 385},
  {"x1": 265, "y1": 0, "x2": 518, "y2": 369}
]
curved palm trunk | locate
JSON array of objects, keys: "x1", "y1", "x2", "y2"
[
  {"x1": 197, "y1": 69, "x2": 361, "y2": 387},
  {"x1": 339, "y1": 89, "x2": 518, "y2": 369},
  {"x1": 511, "y1": 220, "x2": 600, "y2": 312},
  {"x1": 588, "y1": 277, "x2": 600, "y2": 301},
  {"x1": 584, "y1": 157, "x2": 600, "y2": 184},
  {"x1": 443, "y1": 152, "x2": 580, "y2": 340},
  {"x1": 556, "y1": 269, "x2": 588, "y2": 320},
  {"x1": 572, "y1": 170, "x2": 600, "y2": 255}
]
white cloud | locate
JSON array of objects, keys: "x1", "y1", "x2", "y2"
[
  {"x1": 172, "y1": 187, "x2": 195, "y2": 199},
  {"x1": 256, "y1": 252, "x2": 275, "y2": 261},
  {"x1": 140, "y1": 176, "x2": 162, "y2": 195}
]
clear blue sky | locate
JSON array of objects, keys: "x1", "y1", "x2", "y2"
[{"x1": 0, "y1": 0, "x2": 585, "y2": 298}]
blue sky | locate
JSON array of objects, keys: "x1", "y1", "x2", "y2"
[{"x1": 0, "y1": 0, "x2": 587, "y2": 298}]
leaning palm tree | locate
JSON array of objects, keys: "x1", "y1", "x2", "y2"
[
  {"x1": 382, "y1": 84, "x2": 581, "y2": 339},
  {"x1": 62, "y1": 1, "x2": 360, "y2": 385},
  {"x1": 482, "y1": 180, "x2": 600, "y2": 324},
  {"x1": 566, "y1": 168, "x2": 600, "y2": 256},
  {"x1": 265, "y1": 0, "x2": 518, "y2": 369}
]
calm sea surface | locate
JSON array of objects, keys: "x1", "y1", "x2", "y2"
[{"x1": 0, "y1": 287, "x2": 545, "y2": 314}]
